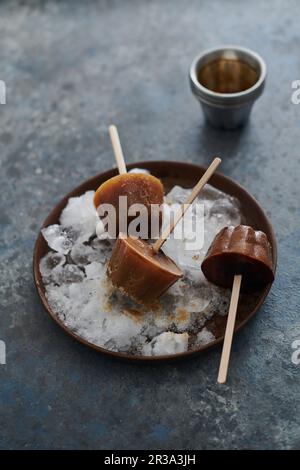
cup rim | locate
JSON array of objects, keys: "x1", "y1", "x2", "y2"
[{"x1": 189, "y1": 45, "x2": 267, "y2": 102}]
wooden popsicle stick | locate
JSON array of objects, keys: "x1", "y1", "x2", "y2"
[
  {"x1": 109, "y1": 125, "x2": 127, "y2": 174},
  {"x1": 217, "y1": 274, "x2": 242, "y2": 384},
  {"x1": 153, "y1": 157, "x2": 221, "y2": 252}
]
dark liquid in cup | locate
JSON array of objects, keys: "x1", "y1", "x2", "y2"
[{"x1": 198, "y1": 58, "x2": 259, "y2": 94}]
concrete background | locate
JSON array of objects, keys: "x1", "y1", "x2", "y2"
[{"x1": 0, "y1": 0, "x2": 299, "y2": 449}]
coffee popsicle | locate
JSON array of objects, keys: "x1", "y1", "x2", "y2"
[
  {"x1": 201, "y1": 224, "x2": 275, "y2": 384},
  {"x1": 94, "y1": 172, "x2": 164, "y2": 235},
  {"x1": 108, "y1": 234, "x2": 182, "y2": 304},
  {"x1": 94, "y1": 125, "x2": 164, "y2": 236},
  {"x1": 201, "y1": 225, "x2": 274, "y2": 292}
]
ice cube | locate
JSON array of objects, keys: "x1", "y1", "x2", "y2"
[
  {"x1": 51, "y1": 264, "x2": 85, "y2": 285},
  {"x1": 39, "y1": 251, "x2": 66, "y2": 284},
  {"x1": 85, "y1": 262, "x2": 103, "y2": 280},
  {"x1": 199, "y1": 183, "x2": 224, "y2": 202},
  {"x1": 60, "y1": 191, "x2": 98, "y2": 242},
  {"x1": 185, "y1": 295, "x2": 211, "y2": 314},
  {"x1": 209, "y1": 199, "x2": 241, "y2": 230},
  {"x1": 90, "y1": 237, "x2": 113, "y2": 264},
  {"x1": 70, "y1": 243, "x2": 100, "y2": 266},
  {"x1": 162, "y1": 198, "x2": 205, "y2": 276},
  {"x1": 196, "y1": 327, "x2": 215, "y2": 346},
  {"x1": 164, "y1": 185, "x2": 190, "y2": 205},
  {"x1": 41, "y1": 224, "x2": 79, "y2": 254},
  {"x1": 152, "y1": 311, "x2": 173, "y2": 332},
  {"x1": 163, "y1": 231, "x2": 203, "y2": 281},
  {"x1": 142, "y1": 332, "x2": 189, "y2": 356}
]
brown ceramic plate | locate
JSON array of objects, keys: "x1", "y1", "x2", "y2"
[{"x1": 33, "y1": 161, "x2": 277, "y2": 362}]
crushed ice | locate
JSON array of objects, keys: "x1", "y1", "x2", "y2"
[
  {"x1": 59, "y1": 190, "x2": 99, "y2": 243},
  {"x1": 40, "y1": 174, "x2": 242, "y2": 356}
]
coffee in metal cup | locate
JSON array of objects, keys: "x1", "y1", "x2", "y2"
[{"x1": 189, "y1": 45, "x2": 267, "y2": 130}]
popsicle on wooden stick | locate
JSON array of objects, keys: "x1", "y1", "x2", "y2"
[
  {"x1": 94, "y1": 125, "x2": 164, "y2": 237},
  {"x1": 201, "y1": 225, "x2": 275, "y2": 384},
  {"x1": 108, "y1": 157, "x2": 222, "y2": 304}
]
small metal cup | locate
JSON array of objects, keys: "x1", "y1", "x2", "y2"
[{"x1": 189, "y1": 45, "x2": 267, "y2": 130}]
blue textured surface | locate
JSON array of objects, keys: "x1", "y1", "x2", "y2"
[{"x1": 0, "y1": 0, "x2": 300, "y2": 450}]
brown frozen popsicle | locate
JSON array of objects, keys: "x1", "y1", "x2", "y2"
[
  {"x1": 94, "y1": 172, "x2": 164, "y2": 235},
  {"x1": 108, "y1": 234, "x2": 182, "y2": 304},
  {"x1": 107, "y1": 157, "x2": 222, "y2": 304},
  {"x1": 201, "y1": 225, "x2": 274, "y2": 292},
  {"x1": 201, "y1": 225, "x2": 274, "y2": 384},
  {"x1": 94, "y1": 125, "x2": 164, "y2": 237}
]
